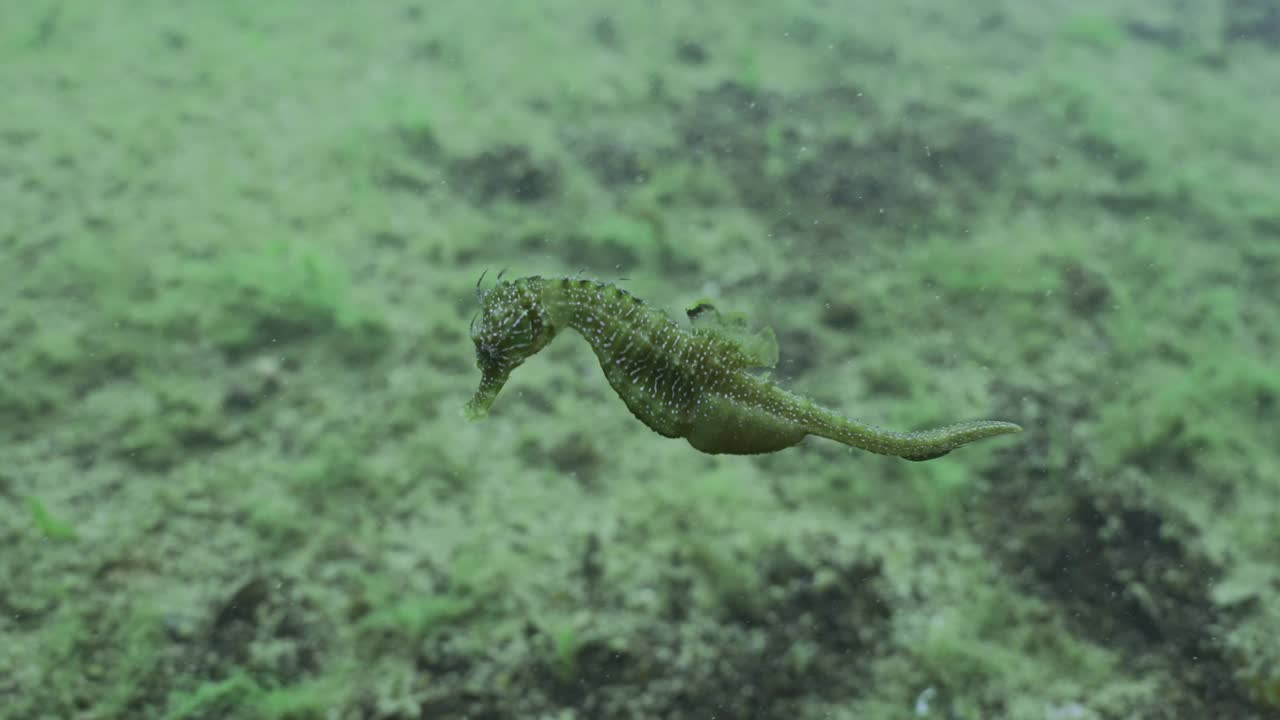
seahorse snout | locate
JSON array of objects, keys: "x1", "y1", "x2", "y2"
[{"x1": 464, "y1": 369, "x2": 508, "y2": 421}]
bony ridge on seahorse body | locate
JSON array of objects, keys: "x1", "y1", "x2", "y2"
[{"x1": 464, "y1": 274, "x2": 1021, "y2": 461}]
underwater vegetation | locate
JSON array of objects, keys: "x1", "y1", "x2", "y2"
[
  {"x1": 467, "y1": 274, "x2": 1021, "y2": 460},
  {"x1": 5, "y1": 1, "x2": 1280, "y2": 718}
]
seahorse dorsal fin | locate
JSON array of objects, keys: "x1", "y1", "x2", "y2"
[{"x1": 686, "y1": 300, "x2": 779, "y2": 369}]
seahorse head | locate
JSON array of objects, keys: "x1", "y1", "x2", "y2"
[{"x1": 464, "y1": 277, "x2": 557, "y2": 420}]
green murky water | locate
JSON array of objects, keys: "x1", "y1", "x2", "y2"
[{"x1": 3, "y1": 2, "x2": 1279, "y2": 718}]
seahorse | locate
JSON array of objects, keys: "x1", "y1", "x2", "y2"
[{"x1": 464, "y1": 275, "x2": 1021, "y2": 460}]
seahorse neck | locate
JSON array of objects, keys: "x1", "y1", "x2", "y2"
[
  {"x1": 534, "y1": 279, "x2": 663, "y2": 372},
  {"x1": 536, "y1": 279, "x2": 611, "y2": 331},
  {"x1": 527, "y1": 279, "x2": 580, "y2": 334}
]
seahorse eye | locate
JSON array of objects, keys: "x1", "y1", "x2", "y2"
[{"x1": 473, "y1": 313, "x2": 515, "y2": 363}]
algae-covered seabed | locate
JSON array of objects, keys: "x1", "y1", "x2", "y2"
[{"x1": 3, "y1": 1, "x2": 1279, "y2": 718}]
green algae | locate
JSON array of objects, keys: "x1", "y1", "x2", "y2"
[{"x1": 2, "y1": 1, "x2": 1278, "y2": 718}]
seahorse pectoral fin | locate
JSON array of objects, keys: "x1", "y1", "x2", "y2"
[
  {"x1": 744, "y1": 325, "x2": 780, "y2": 368},
  {"x1": 686, "y1": 300, "x2": 779, "y2": 369}
]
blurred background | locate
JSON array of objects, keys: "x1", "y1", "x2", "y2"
[{"x1": 2, "y1": 1, "x2": 1279, "y2": 718}]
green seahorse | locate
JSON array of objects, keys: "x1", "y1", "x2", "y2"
[{"x1": 465, "y1": 275, "x2": 1021, "y2": 460}]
